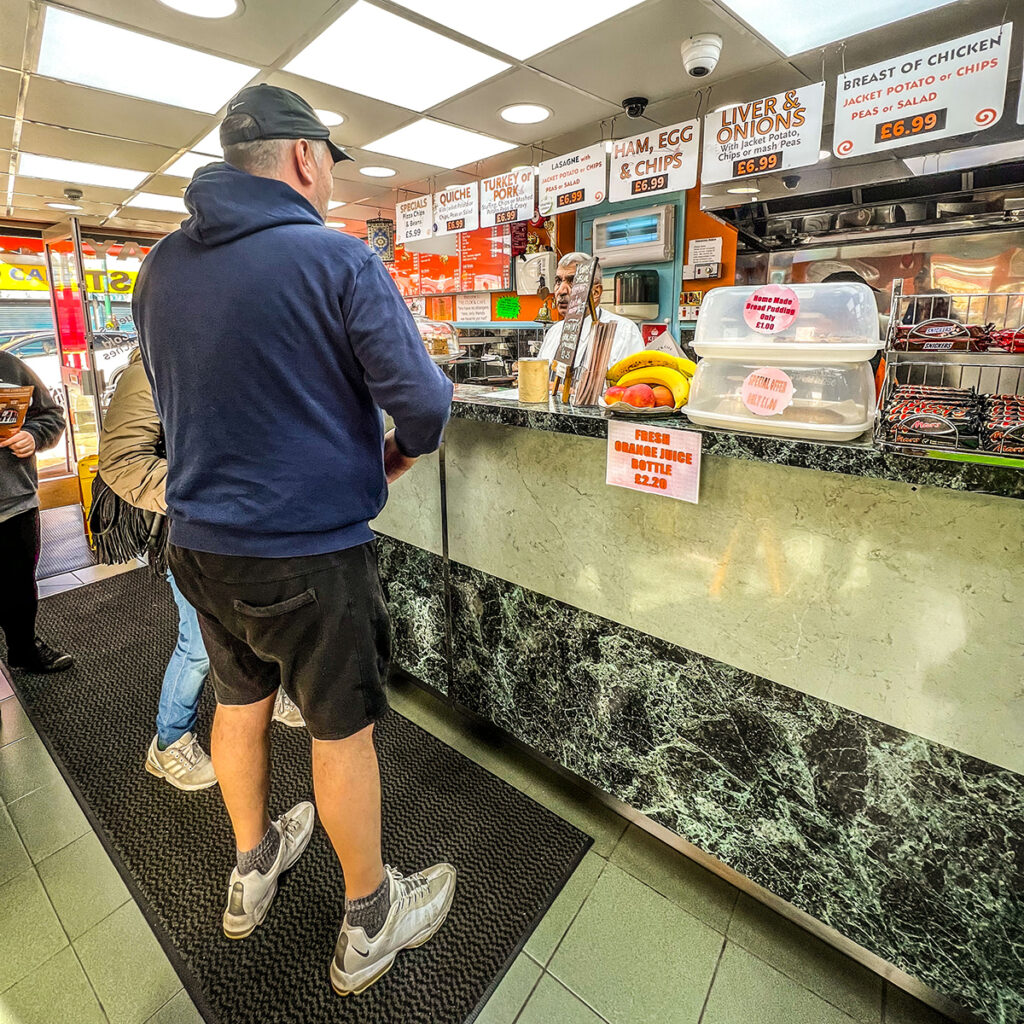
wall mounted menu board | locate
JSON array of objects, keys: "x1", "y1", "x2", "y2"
[
  {"x1": 418, "y1": 252, "x2": 460, "y2": 294},
  {"x1": 609, "y1": 119, "x2": 699, "y2": 201},
  {"x1": 538, "y1": 146, "x2": 606, "y2": 216},
  {"x1": 396, "y1": 194, "x2": 432, "y2": 245},
  {"x1": 433, "y1": 182, "x2": 480, "y2": 236},
  {"x1": 701, "y1": 84, "x2": 824, "y2": 184},
  {"x1": 833, "y1": 23, "x2": 1012, "y2": 158},
  {"x1": 458, "y1": 226, "x2": 511, "y2": 293},
  {"x1": 386, "y1": 244, "x2": 420, "y2": 296}
]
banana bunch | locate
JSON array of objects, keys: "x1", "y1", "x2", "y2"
[{"x1": 604, "y1": 351, "x2": 698, "y2": 410}]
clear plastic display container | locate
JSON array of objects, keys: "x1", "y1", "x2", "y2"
[
  {"x1": 693, "y1": 283, "x2": 881, "y2": 362},
  {"x1": 685, "y1": 359, "x2": 875, "y2": 441},
  {"x1": 414, "y1": 316, "x2": 461, "y2": 364}
]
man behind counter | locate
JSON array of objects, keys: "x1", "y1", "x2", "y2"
[{"x1": 537, "y1": 252, "x2": 645, "y2": 371}]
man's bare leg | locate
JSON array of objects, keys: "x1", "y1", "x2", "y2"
[
  {"x1": 211, "y1": 692, "x2": 275, "y2": 852},
  {"x1": 313, "y1": 724, "x2": 385, "y2": 899}
]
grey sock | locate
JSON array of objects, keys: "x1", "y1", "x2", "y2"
[
  {"x1": 237, "y1": 824, "x2": 280, "y2": 875},
  {"x1": 346, "y1": 876, "x2": 391, "y2": 938}
]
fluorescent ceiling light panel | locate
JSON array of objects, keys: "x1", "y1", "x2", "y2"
[
  {"x1": 194, "y1": 129, "x2": 224, "y2": 157},
  {"x1": 366, "y1": 119, "x2": 515, "y2": 169},
  {"x1": 328, "y1": 200, "x2": 346, "y2": 209},
  {"x1": 284, "y1": 1, "x2": 509, "y2": 111},
  {"x1": 124, "y1": 192, "x2": 189, "y2": 213},
  {"x1": 716, "y1": 0, "x2": 958, "y2": 56},
  {"x1": 37, "y1": 8, "x2": 257, "y2": 113},
  {"x1": 166, "y1": 152, "x2": 218, "y2": 178},
  {"x1": 392, "y1": 0, "x2": 645, "y2": 59},
  {"x1": 19, "y1": 153, "x2": 148, "y2": 190}
]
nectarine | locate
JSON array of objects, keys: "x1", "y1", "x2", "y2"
[
  {"x1": 622, "y1": 384, "x2": 656, "y2": 408},
  {"x1": 604, "y1": 385, "x2": 626, "y2": 404}
]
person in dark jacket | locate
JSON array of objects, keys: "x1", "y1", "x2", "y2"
[
  {"x1": 135, "y1": 85, "x2": 455, "y2": 995},
  {"x1": 0, "y1": 350, "x2": 73, "y2": 672}
]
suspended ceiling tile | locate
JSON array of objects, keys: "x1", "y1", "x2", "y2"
[
  {"x1": 7, "y1": 189, "x2": 115, "y2": 217},
  {"x1": 330, "y1": 179, "x2": 394, "y2": 204},
  {"x1": 530, "y1": 0, "x2": 779, "y2": 105},
  {"x1": 24, "y1": 77, "x2": 212, "y2": 150},
  {"x1": 0, "y1": 69, "x2": 19, "y2": 119},
  {"x1": 13, "y1": 175, "x2": 133, "y2": 206},
  {"x1": 332, "y1": 147, "x2": 448, "y2": 190},
  {"x1": 18, "y1": 122, "x2": 174, "y2": 172},
  {"x1": 264, "y1": 71, "x2": 417, "y2": 150},
  {"x1": 46, "y1": 0, "x2": 347, "y2": 67},
  {"x1": 430, "y1": 67, "x2": 619, "y2": 145},
  {"x1": 0, "y1": 115, "x2": 13, "y2": 152},
  {"x1": 138, "y1": 174, "x2": 190, "y2": 199},
  {"x1": 0, "y1": 0, "x2": 30, "y2": 71}
]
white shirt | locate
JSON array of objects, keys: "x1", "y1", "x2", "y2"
[{"x1": 538, "y1": 308, "x2": 645, "y2": 372}]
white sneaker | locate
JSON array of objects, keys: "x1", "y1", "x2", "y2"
[
  {"x1": 222, "y1": 801, "x2": 316, "y2": 940},
  {"x1": 145, "y1": 733, "x2": 218, "y2": 792},
  {"x1": 330, "y1": 863, "x2": 457, "y2": 996},
  {"x1": 272, "y1": 688, "x2": 305, "y2": 728}
]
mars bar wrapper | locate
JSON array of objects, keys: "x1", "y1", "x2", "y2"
[{"x1": 0, "y1": 384, "x2": 33, "y2": 440}]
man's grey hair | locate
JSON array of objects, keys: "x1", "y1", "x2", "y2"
[
  {"x1": 221, "y1": 113, "x2": 328, "y2": 176},
  {"x1": 557, "y1": 252, "x2": 601, "y2": 278}
]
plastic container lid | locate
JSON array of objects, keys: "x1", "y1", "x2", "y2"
[
  {"x1": 414, "y1": 315, "x2": 461, "y2": 363},
  {"x1": 693, "y1": 283, "x2": 882, "y2": 362},
  {"x1": 685, "y1": 358, "x2": 875, "y2": 442}
]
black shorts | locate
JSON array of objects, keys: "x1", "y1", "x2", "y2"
[{"x1": 168, "y1": 541, "x2": 391, "y2": 740}]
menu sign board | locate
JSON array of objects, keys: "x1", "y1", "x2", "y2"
[
  {"x1": 833, "y1": 24, "x2": 1012, "y2": 158},
  {"x1": 458, "y1": 226, "x2": 511, "y2": 292},
  {"x1": 396, "y1": 195, "x2": 432, "y2": 245},
  {"x1": 538, "y1": 146, "x2": 606, "y2": 217},
  {"x1": 386, "y1": 244, "x2": 420, "y2": 297},
  {"x1": 418, "y1": 252, "x2": 459, "y2": 294},
  {"x1": 480, "y1": 167, "x2": 534, "y2": 227},
  {"x1": 608, "y1": 120, "x2": 699, "y2": 202},
  {"x1": 433, "y1": 182, "x2": 480, "y2": 236},
  {"x1": 702, "y1": 84, "x2": 825, "y2": 184},
  {"x1": 553, "y1": 256, "x2": 597, "y2": 371}
]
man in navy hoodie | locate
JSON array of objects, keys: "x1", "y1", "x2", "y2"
[{"x1": 135, "y1": 85, "x2": 455, "y2": 995}]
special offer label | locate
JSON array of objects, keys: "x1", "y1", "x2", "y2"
[
  {"x1": 433, "y1": 182, "x2": 479, "y2": 237},
  {"x1": 743, "y1": 286, "x2": 799, "y2": 333},
  {"x1": 741, "y1": 368, "x2": 795, "y2": 417},
  {"x1": 480, "y1": 167, "x2": 534, "y2": 228},
  {"x1": 396, "y1": 195, "x2": 432, "y2": 245},
  {"x1": 702, "y1": 83, "x2": 825, "y2": 184},
  {"x1": 538, "y1": 146, "x2": 606, "y2": 216},
  {"x1": 608, "y1": 119, "x2": 699, "y2": 203},
  {"x1": 833, "y1": 23, "x2": 1012, "y2": 158},
  {"x1": 606, "y1": 421, "x2": 701, "y2": 504}
]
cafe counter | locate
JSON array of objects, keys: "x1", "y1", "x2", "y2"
[{"x1": 372, "y1": 385, "x2": 1024, "y2": 1024}]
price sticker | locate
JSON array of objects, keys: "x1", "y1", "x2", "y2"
[
  {"x1": 732, "y1": 151, "x2": 782, "y2": 177},
  {"x1": 743, "y1": 286, "x2": 799, "y2": 334},
  {"x1": 446, "y1": 218, "x2": 466, "y2": 232},
  {"x1": 557, "y1": 189, "x2": 585, "y2": 209},
  {"x1": 630, "y1": 174, "x2": 669, "y2": 195},
  {"x1": 494, "y1": 209, "x2": 518, "y2": 225}
]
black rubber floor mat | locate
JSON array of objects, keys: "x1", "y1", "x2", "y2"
[
  {"x1": 36, "y1": 504, "x2": 96, "y2": 579},
  {"x1": 7, "y1": 569, "x2": 591, "y2": 1024}
]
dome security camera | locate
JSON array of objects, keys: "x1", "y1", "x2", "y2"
[
  {"x1": 681, "y1": 33, "x2": 723, "y2": 78},
  {"x1": 63, "y1": 187, "x2": 83, "y2": 201},
  {"x1": 782, "y1": 174, "x2": 801, "y2": 190},
  {"x1": 621, "y1": 96, "x2": 649, "y2": 119}
]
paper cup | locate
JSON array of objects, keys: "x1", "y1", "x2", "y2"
[{"x1": 518, "y1": 358, "x2": 550, "y2": 404}]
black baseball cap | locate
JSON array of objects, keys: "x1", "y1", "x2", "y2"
[{"x1": 220, "y1": 84, "x2": 351, "y2": 163}]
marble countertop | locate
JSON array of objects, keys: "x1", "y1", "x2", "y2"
[{"x1": 450, "y1": 384, "x2": 1024, "y2": 500}]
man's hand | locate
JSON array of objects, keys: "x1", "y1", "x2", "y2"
[
  {"x1": 383, "y1": 429, "x2": 417, "y2": 484},
  {"x1": 0, "y1": 430, "x2": 36, "y2": 459}
]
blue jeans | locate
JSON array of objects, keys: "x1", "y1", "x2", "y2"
[{"x1": 156, "y1": 572, "x2": 210, "y2": 747}]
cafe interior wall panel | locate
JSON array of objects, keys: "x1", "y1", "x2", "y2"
[
  {"x1": 446, "y1": 558, "x2": 1024, "y2": 1024},
  {"x1": 376, "y1": 534, "x2": 448, "y2": 694},
  {"x1": 371, "y1": 447, "x2": 443, "y2": 556},
  {"x1": 442, "y1": 418, "x2": 1024, "y2": 776}
]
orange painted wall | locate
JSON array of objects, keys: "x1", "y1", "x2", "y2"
[{"x1": 683, "y1": 191, "x2": 738, "y2": 292}]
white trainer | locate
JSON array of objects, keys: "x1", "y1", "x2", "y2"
[
  {"x1": 145, "y1": 732, "x2": 218, "y2": 792},
  {"x1": 330, "y1": 863, "x2": 457, "y2": 996},
  {"x1": 272, "y1": 688, "x2": 305, "y2": 728},
  {"x1": 222, "y1": 801, "x2": 316, "y2": 940}
]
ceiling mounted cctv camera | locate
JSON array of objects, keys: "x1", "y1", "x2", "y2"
[
  {"x1": 63, "y1": 187, "x2": 83, "y2": 201},
  {"x1": 622, "y1": 96, "x2": 649, "y2": 119},
  {"x1": 681, "y1": 33, "x2": 722, "y2": 78}
]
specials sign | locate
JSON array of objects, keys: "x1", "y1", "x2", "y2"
[
  {"x1": 608, "y1": 119, "x2": 699, "y2": 202},
  {"x1": 833, "y1": 23, "x2": 1012, "y2": 158},
  {"x1": 701, "y1": 83, "x2": 825, "y2": 184},
  {"x1": 480, "y1": 167, "x2": 534, "y2": 227},
  {"x1": 433, "y1": 182, "x2": 480, "y2": 237},
  {"x1": 538, "y1": 146, "x2": 606, "y2": 217},
  {"x1": 396, "y1": 195, "x2": 432, "y2": 245}
]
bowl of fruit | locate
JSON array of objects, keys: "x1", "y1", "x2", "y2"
[{"x1": 600, "y1": 352, "x2": 697, "y2": 416}]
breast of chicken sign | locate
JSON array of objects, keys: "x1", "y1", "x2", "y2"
[
  {"x1": 609, "y1": 120, "x2": 699, "y2": 202},
  {"x1": 701, "y1": 84, "x2": 825, "y2": 184},
  {"x1": 833, "y1": 22, "x2": 1012, "y2": 158}
]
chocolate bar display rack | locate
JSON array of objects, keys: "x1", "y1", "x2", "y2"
[{"x1": 876, "y1": 283, "x2": 1024, "y2": 464}]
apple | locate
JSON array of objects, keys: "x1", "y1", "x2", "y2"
[
  {"x1": 604, "y1": 385, "x2": 626, "y2": 404},
  {"x1": 622, "y1": 384, "x2": 656, "y2": 408}
]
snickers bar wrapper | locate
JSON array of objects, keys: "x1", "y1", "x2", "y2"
[{"x1": 0, "y1": 384, "x2": 33, "y2": 440}]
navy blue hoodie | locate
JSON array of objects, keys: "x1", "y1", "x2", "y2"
[{"x1": 134, "y1": 162, "x2": 453, "y2": 557}]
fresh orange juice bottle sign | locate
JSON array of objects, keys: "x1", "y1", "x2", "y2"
[{"x1": 606, "y1": 421, "x2": 701, "y2": 503}]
